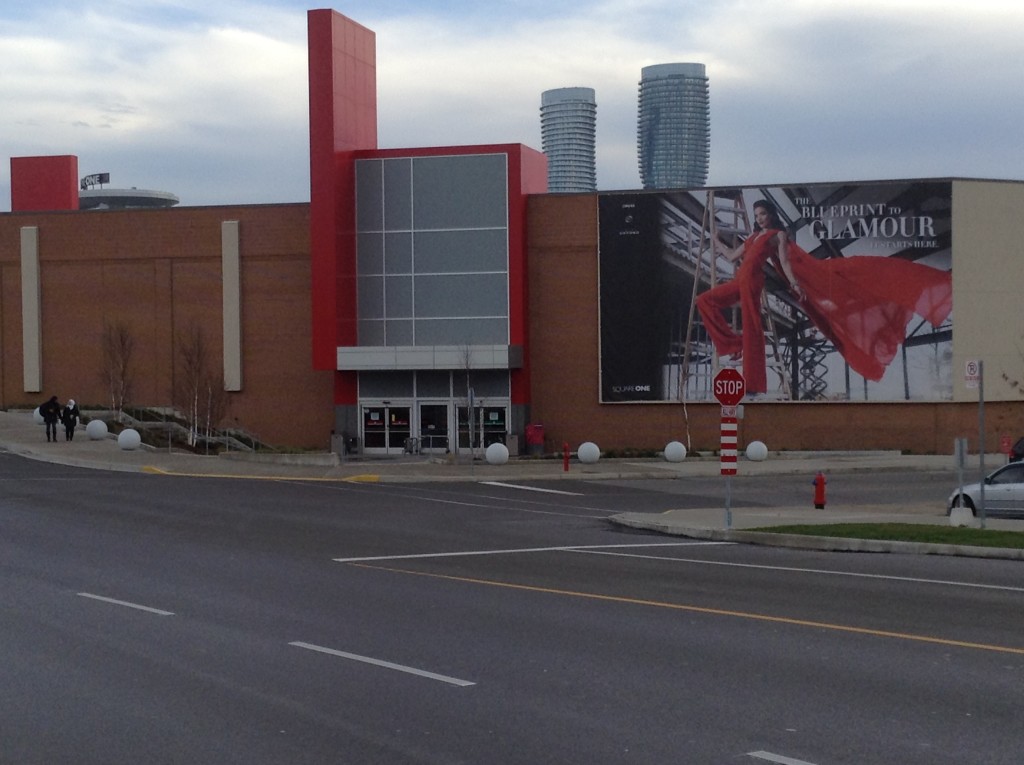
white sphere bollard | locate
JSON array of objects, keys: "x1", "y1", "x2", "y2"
[
  {"x1": 577, "y1": 441, "x2": 601, "y2": 464},
  {"x1": 949, "y1": 505, "x2": 975, "y2": 528},
  {"x1": 485, "y1": 442, "x2": 510, "y2": 465},
  {"x1": 117, "y1": 428, "x2": 142, "y2": 450},
  {"x1": 86, "y1": 419, "x2": 109, "y2": 440},
  {"x1": 745, "y1": 440, "x2": 768, "y2": 461},
  {"x1": 664, "y1": 441, "x2": 687, "y2": 462},
  {"x1": 32, "y1": 407, "x2": 44, "y2": 425}
]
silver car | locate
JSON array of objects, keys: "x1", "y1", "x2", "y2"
[{"x1": 948, "y1": 462, "x2": 1024, "y2": 517}]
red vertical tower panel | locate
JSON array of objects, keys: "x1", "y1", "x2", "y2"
[
  {"x1": 10, "y1": 155, "x2": 79, "y2": 212},
  {"x1": 508, "y1": 145, "x2": 547, "y2": 406},
  {"x1": 307, "y1": 9, "x2": 377, "y2": 405}
]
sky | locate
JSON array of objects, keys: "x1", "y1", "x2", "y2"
[{"x1": 3, "y1": 0, "x2": 1023, "y2": 209}]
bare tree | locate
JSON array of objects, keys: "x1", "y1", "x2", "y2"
[
  {"x1": 203, "y1": 374, "x2": 231, "y2": 443},
  {"x1": 174, "y1": 323, "x2": 230, "y2": 447},
  {"x1": 100, "y1": 320, "x2": 135, "y2": 422}
]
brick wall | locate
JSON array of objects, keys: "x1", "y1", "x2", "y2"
[
  {"x1": 0, "y1": 194, "x2": 1017, "y2": 454},
  {"x1": 0, "y1": 204, "x2": 334, "y2": 448}
]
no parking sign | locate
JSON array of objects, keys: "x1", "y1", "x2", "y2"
[{"x1": 965, "y1": 359, "x2": 981, "y2": 389}]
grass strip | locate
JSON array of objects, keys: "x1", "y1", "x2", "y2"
[{"x1": 748, "y1": 523, "x2": 1024, "y2": 549}]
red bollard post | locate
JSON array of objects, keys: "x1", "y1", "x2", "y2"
[
  {"x1": 813, "y1": 471, "x2": 827, "y2": 509},
  {"x1": 563, "y1": 442, "x2": 570, "y2": 472}
]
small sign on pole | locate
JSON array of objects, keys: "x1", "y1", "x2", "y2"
[{"x1": 965, "y1": 359, "x2": 981, "y2": 389}]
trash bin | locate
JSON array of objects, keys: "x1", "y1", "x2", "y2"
[{"x1": 525, "y1": 423, "x2": 544, "y2": 456}]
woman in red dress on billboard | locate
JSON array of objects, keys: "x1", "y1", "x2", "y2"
[
  {"x1": 697, "y1": 199, "x2": 952, "y2": 395},
  {"x1": 695, "y1": 200, "x2": 781, "y2": 395}
]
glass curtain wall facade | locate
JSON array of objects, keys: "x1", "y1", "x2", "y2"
[
  {"x1": 540, "y1": 87, "x2": 597, "y2": 193},
  {"x1": 637, "y1": 63, "x2": 710, "y2": 189},
  {"x1": 354, "y1": 154, "x2": 511, "y2": 347},
  {"x1": 349, "y1": 153, "x2": 513, "y2": 455}
]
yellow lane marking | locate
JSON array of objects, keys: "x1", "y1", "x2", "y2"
[
  {"x1": 350, "y1": 563, "x2": 1024, "y2": 656},
  {"x1": 141, "y1": 466, "x2": 379, "y2": 483}
]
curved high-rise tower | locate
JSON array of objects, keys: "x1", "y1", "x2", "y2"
[
  {"x1": 637, "y1": 63, "x2": 709, "y2": 189},
  {"x1": 540, "y1": 87, "x2": 597, "y2": 193}
]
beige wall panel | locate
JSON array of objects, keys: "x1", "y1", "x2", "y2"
[
  {"x1": 222, "y1": 220, "x2": 242, "y2": 391},
  {"x1": 951, "y1": 180, "x2": 1024, "y2": 401},
  {"x1": 20, "y1": 227, "x2": 40, "y2": 392}
]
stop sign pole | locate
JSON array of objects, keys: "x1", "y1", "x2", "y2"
[{"x1": 713, "y1": 368, "x2": 746, "y2": 529}]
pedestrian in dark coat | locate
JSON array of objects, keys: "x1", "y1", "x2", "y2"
[
  {"x1": 40, "y1": 395, "x2": 61, "y2": 442},
  {"x1": 61, "y1": 399, "x2": 81, "y2": 441}
]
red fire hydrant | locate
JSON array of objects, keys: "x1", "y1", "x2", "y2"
[{"x1": 813, "y1": 471, "x2": 827, "y2": 509}]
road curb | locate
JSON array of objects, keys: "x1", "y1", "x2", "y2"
[{"x1": 608, "y1": 514, "x2": 1024, "y2": 561}]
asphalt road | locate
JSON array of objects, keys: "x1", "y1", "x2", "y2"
[{"x1": 1, "y1": 453, "x2": 1021, "y2": 764}]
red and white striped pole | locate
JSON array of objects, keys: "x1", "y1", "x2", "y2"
[
  {"x1": 720, "y1": 413, "x2": 738, "y2": 476},
  {"x1": 712, "y1": 370, "x2": 745, "y2": 530},
  {"x1": 720, "y1": 408, "x2": 738, "y2": 528}
]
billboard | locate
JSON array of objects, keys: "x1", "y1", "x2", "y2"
[{"x1": 598, "y1": 181, "x2": 953, "y2": 403}]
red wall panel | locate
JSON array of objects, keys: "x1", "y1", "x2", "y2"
[
  {"x1": 10, "y1": 155, "x2": 79, "y2": 212},
  {"x1": 307, "y1": 9, "x2": 377, "y2": 392},
  {"x1": 509, "y1": 145, "x2": 547, "y2": 405}
]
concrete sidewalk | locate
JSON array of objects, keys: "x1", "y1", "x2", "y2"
[
  {"x1": 0, "y1": 409, "x2": 959, "y2": 484},
  {"x1": 2, "y1": 409, "x2": 1021, "y2": 559}
]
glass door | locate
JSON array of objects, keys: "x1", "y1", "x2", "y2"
[
  {"x1": 362, "y1": 405, "x2": 412, "y2": 454},
  {"x1": 457, "y1": 405, "x2": 508, "y2": 452},
  {"x1": 387, "y1": 407, "x2": 411, "y2": 450},
  {"x1": 419, "y1": 403, "x2": 449, "y2": 453},
  {"x1": 363, "y1": 407, "x2": 387, "y2": 450},
  {"x1": 481, "y1": 406, "x2": 507, "y2": 446}
]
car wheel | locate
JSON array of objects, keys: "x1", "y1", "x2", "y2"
[{"x1": 950, "y1": 493, "x2": 976, "y2": 515}]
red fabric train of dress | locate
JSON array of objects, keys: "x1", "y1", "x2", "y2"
[{"x1": 779, "y1": 239, "x2": 953, "y2": 382}]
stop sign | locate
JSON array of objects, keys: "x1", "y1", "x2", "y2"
[{"x1": 713, "y1": 368, "x2": 746, "y2": 406}]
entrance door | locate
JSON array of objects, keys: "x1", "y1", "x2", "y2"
[
  {"x1": 362, "y1": 405, "x2": 412, "y2": 454},
  {"x1": 419, "y1": 403, "x2": 449, "y2": 453},
  {"x1": 457, "y1": 405, "x2": 508, "y2": 452}
]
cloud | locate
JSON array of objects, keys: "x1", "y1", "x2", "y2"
[
  {"x1": 3, "y1": 0, "x2": 1024, "y2": 210},
  {"x1": 1, "y1": 0, "x2": 311, "y2": 206}
]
